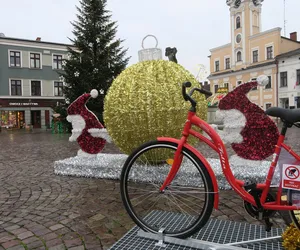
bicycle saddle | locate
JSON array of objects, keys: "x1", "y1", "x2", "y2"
[{"x1": 265, "y1": 107, "x2": 300, "y2": 124}]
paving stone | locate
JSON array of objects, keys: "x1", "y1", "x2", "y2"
[
  {"x1": 41, "y1": 233, "x2": 58, "y2": 241},
  {"x1": 0, "y1": 235, "x2": 15, "y2": 244},
  {"x1": 64, "y1": 238, "x2": 82, "y2": 248},
  {"x1": 26, "y1": 240, "x2": 45, "y2": 249},
  {"x1": 45, "y1": 238, "x2": 64, "y2": 248},
  {"x1": 48, "y1": 244, "x2": 65, "y2": 250},
  {"x1": 22, "y1": 236, "x2": 38, "y2": 244},
  {"x1": 6, "y1": 246, "x2": 25, "y2": 250},
  {"x1": 4, "y1": 225, "x2": 20, "y2": 232},
  {"x1": 69, "y1": 246, "x2": 85, "y2": 250},
  {"x1": 11, "y1": 228, "x2": 28, "y2": 236},
  {"x1": 49, "y1": 224, "x2": 64, "y2": 231},
  {"x1": 2, "y1": 240, "x2": 20, "y2": 249},
  {"x1": 17, "y1": 231, "x2": 34, "y2": 240},
  {"x1": 34, "y1": 229, "x2": 51, "y2": 237}
]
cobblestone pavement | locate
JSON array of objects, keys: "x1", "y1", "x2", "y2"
[{"x1": 0, "y1": 125, "x2": 299, "y2": 249}]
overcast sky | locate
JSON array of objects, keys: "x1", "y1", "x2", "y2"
[{"x1": 1, "y1": 0, "x2": 299, "y2": 78}]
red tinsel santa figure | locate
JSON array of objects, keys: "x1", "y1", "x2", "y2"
[
  {"x1": 215, "y1": 75, "x2": 279, "y2": 161},
  {"x1": 66, "y1": 89, "x2": 111, "y2": 156}
]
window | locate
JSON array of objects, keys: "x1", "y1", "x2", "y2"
[
  {"x1": 31, "y1": 81, "x2": 41, "y2": 96},
  {"x1": 251, "y1": 78, "x2": 257, "y2": 90},
  {"x1": 11, "y1": 80, "x2": 22, "y2": 96},
  {"x1": 9, "y1": 51, "x2": 21, "y2": 67},
  {"x1": 266, "y1": 46, "x2": 273, "y2": 60},
  {"x1": 53, "y1": 54, "x2": 63, "y2": 69},
  {"x1": 237, "y1": 80, "x2": 242, "y2": 85},
  {"x1": 280, "y1": 72, "x2": 288, "y2": 87},
  {"x1": 266, "y1": 103, "x2": 272, "y2": 110},
  {"x1": 265, "y1": 76, "x2": 271, "y2": 89},
  {"x1": 236, "y1": 34, "x2": 242, "y2": 44},
  {"x1": 236, "y1": 16, "x2": 241, "y2": 29},
  {"x1": 253, "y1": 13, "x2": 258, "y2": 26},
  {"x1": 225, "y1": 58, "x2": 230, "y2": 69},
  {"x1": 30, "y1": 53, "x2": 41, "y2": 68},
  {"x1": 253, "y1": 50, "x2": 258, "y2": 63},
  {"x1": 215, "y1": 61, "x2": 220, "y2": 72},
  {"x1": 224, "y1": 82, "x2": 229, "y2": 90},
  {"x1": 297, "y1": 69, "x2": 300, "y2": 85},
  {"x1": 237, "y1": 51, "x2": 242, "y2": 62},
  {"x1": 214, "y1": 85, "x2": 218, "y2": 94},
  {"x1": 54, "y1": 81, "x2": 63, "y2": 96}
]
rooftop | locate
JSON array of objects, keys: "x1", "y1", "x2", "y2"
[
  {"x1": 0, "y1": 35, "x2": 74, "y2": 48},
  {"x1": 276, "y1": 48, "x2": 300, "y2": 59}
]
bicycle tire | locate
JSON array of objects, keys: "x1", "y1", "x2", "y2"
[
  {"x1": 120, "y1": 140, "x2": 215, "y2": 238},
  {"x1": 287, "y1": 189, "x2": 300, "y2": 230}
]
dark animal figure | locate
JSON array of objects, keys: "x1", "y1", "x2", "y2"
[{"x1": 165, "y1": 47, "x2": 178, "y2": 63}]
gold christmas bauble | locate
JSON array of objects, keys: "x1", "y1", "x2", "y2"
[{"x1": 104, "y1": 60, "x2": 207, "y2": 155}]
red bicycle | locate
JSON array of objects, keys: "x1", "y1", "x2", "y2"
[{"x1": 120, "y1": 81, "x2": 300, "y2": 238}]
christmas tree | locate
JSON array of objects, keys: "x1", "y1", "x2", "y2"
[{"x1": 60, "y1": 0, "x2": 130, "y2": 123}]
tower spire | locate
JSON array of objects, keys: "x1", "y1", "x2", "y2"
[{"x1": 284, "y1": 0, "x2": 287, "y2": 37}]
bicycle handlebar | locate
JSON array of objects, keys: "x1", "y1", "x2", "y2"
[
  {"x1": 182, "y1": 82, "x2": 212, "y2": 109},
  {"x1": 189, "y1": 87, "x2": 213, "y2": 97},
  {"x1": 182, "y1": 82, "x2": 192, "y2": 101}
]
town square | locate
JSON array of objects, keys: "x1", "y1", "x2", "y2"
[{"x1": 1, "y1": 0, "x2": 300, "y2": 249}]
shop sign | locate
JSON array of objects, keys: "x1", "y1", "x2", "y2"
[
  {"x1": 9, "y1": 102, "x2": 38, "y2": 106},
  {"x1": 217, "y1": 87, "x2": 228, "y2": 94}
]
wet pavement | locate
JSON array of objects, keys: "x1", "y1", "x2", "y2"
[{"x1": 0, "y1": 125, "x2": 299, "y2": 249}]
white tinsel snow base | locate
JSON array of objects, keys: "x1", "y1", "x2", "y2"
[{"x1": 54, "y1": 153, "x2": 282, "y2": 190}]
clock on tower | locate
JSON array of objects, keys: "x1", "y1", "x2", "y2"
[{"x1": 234, "y1": 0, "x2": 241, "y2": 8}]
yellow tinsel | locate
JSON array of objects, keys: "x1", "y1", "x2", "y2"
[
  {"x1": 104, "y1": 60, "x2": 207, "y2": 155},
  {"x1": 282, "y1": 224, "x2": 300, "y2": 250}
]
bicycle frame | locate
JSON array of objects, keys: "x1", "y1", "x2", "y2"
[{"x1": 158, "y1": 110, "x2": 300, "y2": 211}]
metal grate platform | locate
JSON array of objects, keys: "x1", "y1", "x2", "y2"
[{"x1": 109, "y1": 211, "x2": 284, "y2": 250}]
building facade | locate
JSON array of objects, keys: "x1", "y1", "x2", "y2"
[
  {"x1": 0, "y1": 36, "x2": 71, "y2": 129},
  {"x1": 277, "y1": 48, "x2": 300, "y2": 109},
  {"x1": 208, "y1": 0, "x2": 300, "y2": 110}
]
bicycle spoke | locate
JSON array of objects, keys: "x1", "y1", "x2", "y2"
[
  {"x1": 168, "y1": 192, "x2": 200, "y2": 214},
  {"x1": 142, "y1": 195, "x2": 163, "y2": 217},
  {"x1": 127, "y1": 186, "x2": 159, "y2": 193},
  {"x1": 130, "y1": 191, "x2": 156, "y2": 207},
  {"x1": 169, "y1": 192, "x2": 203, "y2": 210},
  {"x1": 164, "y1": 193, "x2": 192, "y2": 215}
]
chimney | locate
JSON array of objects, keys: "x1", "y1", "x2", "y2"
[
  {"x1": 290, "y1": 32, "x2": 297, "y2": 41},
  {"x1": 36, "y1": 37, "x2": 41, "y2": 41}
]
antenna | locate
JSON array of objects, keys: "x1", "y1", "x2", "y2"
[{"x1": 284, "y1": 0, "x2": 287, "y2": 37}]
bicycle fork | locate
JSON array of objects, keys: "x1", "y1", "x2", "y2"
[{"x1": 159, "y1": 138, "x2": 185, "y2": 192}]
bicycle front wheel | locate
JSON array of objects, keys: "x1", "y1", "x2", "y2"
[
  {"x1": 288, "y1": 189, "x2": 300, "y2": 230},
  {"x1": 120, "y1": 140, "x2": 215, "y2": 238}
]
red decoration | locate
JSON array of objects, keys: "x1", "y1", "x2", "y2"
[
  {"x1": 218, "y1": 80, "x2": 279, "y2": 160},
  {"x1": 67, "y1": 90, "x2": 108, "y2": 155}
]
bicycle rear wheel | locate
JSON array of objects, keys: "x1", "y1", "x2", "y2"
[
  {"x1": 120, "y1": 140, "x2": 215, "y2": 238},
  {"x1": 287, "y1": 189, "x2": 300, "y2": 230}
]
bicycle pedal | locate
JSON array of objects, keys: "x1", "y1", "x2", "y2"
[
  {"x1": 244, "y1": 181, "x2": 257, "y2": 190},
  {"x1": 264, "y1": 218, "x2": 273, "y2": 232}
]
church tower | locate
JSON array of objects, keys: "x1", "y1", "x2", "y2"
[{"x1": 226, "y1": 0, "x2": 263, "y2": 70}]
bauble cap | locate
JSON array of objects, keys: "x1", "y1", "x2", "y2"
[
  {"x1": 257, "y1": 75, "x2": 269, "y2": 86},
  {"x1": 90, "y1": 89, "x2": 98, "y2": 98}
]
